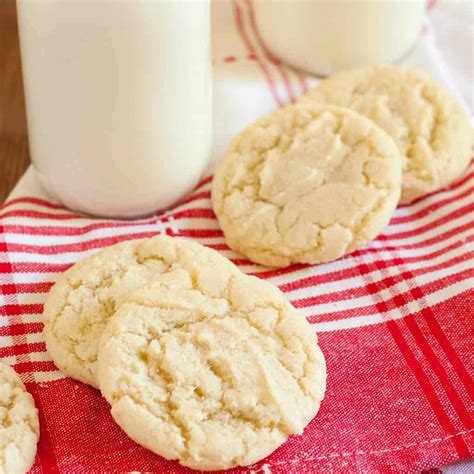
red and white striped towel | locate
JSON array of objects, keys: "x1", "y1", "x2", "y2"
[{"x1": 1, "y1": 1, "x2": 473, "y2": 472}]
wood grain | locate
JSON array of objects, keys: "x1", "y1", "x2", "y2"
[{"x1": 0, "y1": 0, "x2": 30, "y2": 203}]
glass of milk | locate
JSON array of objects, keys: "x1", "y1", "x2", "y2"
[
  {"x1": 17, "y1": 0, "x2": 211, "y2": 218},
  {"x1": 254, "y1": 0, "x2": 426, "y2": 77}
]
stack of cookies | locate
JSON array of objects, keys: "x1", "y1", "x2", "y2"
[
  {"x1": 43, "y1": 236, "x2": 327, "y2": 471},
  {"x1": 212, "y1": 66, "x2": 471, "y2": 268}
]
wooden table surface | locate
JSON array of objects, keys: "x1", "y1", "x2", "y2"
[{"x1": 0, "y1": 0, "x2": 30, "y2": 203}]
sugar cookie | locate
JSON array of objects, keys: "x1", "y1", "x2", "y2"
[
  {"x1": 98, "y1": 268, "x2": 326, "y2": 471},
  {"x1": 0, "y1": 363, "x2": 39, "y2": 474},
  {"x1": 43, "y1": 236, "x2": 237, "y2": 387},
  {"x1": 212, "y1": 104, "x2": 402, "y2": 267},
  {"x1": 301, "y1": 66, "x2": 472, "y2": 203}
]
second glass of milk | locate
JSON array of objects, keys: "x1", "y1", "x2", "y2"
[
  {"x1": 254, "y1": 0, "x2": 426, "y2": 77},
  {"x1": 17, "y1": 0, "x2": 211, "y2": 218}
]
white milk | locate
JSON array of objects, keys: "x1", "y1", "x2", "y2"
[
  {"x1": 254, "y1": 0, "x2": 426, "y2": 76},
  {"x1": 17, "y1": 0, "x2": 211, "y2": 218}
]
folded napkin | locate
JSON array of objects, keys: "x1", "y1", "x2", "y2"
[{"x1": 2, "y1": 0, "x2": 472, "y2": 472}]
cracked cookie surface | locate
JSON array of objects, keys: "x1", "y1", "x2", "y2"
[
  {"x1": 98, "y1": 267, "x2": 326, "y2": 471},
  {"x1": 0, "y1": 363, "x2": 39, "y2": 474},
  {"x1": 301, "y1": 66, "x2": 472, "y2": 204},
  {"x1": 212, "y1": 104, "x2": 402, "y2": 267},
  {"x1": 43, "y1": 236, "x2": 238, "y2": 388}
]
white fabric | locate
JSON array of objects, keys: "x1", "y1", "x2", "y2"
[{"x1": 429, "y1": 0, "x2": 474, "y2": 111}]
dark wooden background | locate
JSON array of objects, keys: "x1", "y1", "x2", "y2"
[{"x1": 0, "y1": 0, "x2": 30, "y2": 203}]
